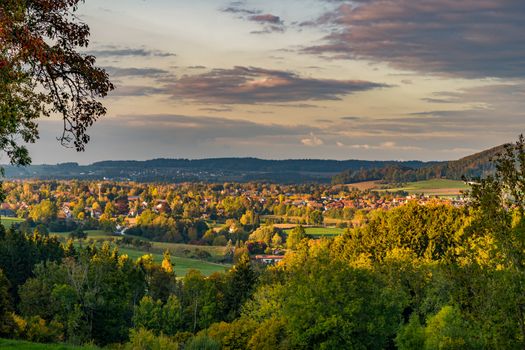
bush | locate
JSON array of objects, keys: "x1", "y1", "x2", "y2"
[
  {"x1": 424, "y1": 306, "x2": 480, "y2": 350},
  {"x1": 48, "y1": 220, "x2": 79, "y2": 233},
  {"x1": 212, "y1": 236, "x2": 227, "y2": 246},
  {"x1": 396, "y1": 315, "x2": 425, "y2": 350},
  {"x1": 185, "y1": 335, "x2": 220, "y2": 350},
  {"x1": 14, "y1": 315, "x2": 64, "y2": 343},
  {"x1": 126, "y1": 328, "x2": 179, "y2": 350}
]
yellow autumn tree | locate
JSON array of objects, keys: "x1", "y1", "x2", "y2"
[{"x1": 161, "y1": 250, "x2": 174, "y2": 273}]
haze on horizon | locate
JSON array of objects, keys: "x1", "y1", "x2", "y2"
[{"x1": 26, "y1": 0, "x2": 525, "y2": 164}]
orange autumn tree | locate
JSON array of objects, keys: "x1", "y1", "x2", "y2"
[{"x1": 0, "y1": 0, "x2": 113, "y2": 179}]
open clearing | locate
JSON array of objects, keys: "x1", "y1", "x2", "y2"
[
  {"x1": 119, "y1": 247, "x2": 229, "y2": 276},
  {"x1": 0, "y1": 216, "x2": 24, "y2": 228},
  {"x1": 50, "y1": 230, "x2": 230, "y2": 276},
  {"x1": 384, "y1": 179, "x2": 469, "y2": 196}
]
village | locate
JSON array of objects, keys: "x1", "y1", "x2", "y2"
[{"x1": 0, "y1": 180, "x2": 467, "y2": 223}]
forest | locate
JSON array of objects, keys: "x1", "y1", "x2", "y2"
[{"x1": 331, "y1": 144, "x2": 502, "y2": 184}]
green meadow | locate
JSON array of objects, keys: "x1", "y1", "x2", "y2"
[
  {"x1": 0, "y1": 338, "x2": 99, "y2": 350},
  {"x1": 50, "y1": 230, "x2": 230, "y2": 276},
  {"x1": 0, "y1": 216, "x2": 25, "y2": 228},
  {"x1": 284, "y1": 226, "x2": 346, "y2": 238},
  {"x1": 384, "y1": 179, "x2": 469, "y2": 196}
]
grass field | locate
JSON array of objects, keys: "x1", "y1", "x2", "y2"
[
  {"x1": 284, "y1": 226, "x2": 346, "y2": 238},
  {"x1": 50, "y1": 230, "x2": 230, "y2": 276},
  {"x1": 119, "y1": 247, "x2": 229, "y2": 276},
  {"x1": 384, "y1": 179, "x2": 469, "y2": 196},
  {"x1": 0, "y1": 216, "x2": 24, "y2": 228},
  {"x1": 50, "y1": 230, "x2": 148, "y2": 242},
  {"x1": 0, "y1": 338, "x2": 98, "y2": 350}
]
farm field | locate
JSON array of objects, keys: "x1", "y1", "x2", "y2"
[
  {"x1": 384, "y1": 179, "x2": 469, "y2": 196},
  {"x1": 50, "y1": 230, "x2": 230, "y2": 276},
  {"x1": 0, "y1": 216, "x2": 24, "y2": 228},
  {"x1": 345, "y1": 180, "x2": 381, "y2": 191},
  {"x1": 0, "y1": 338, "x2": 99, "y2": 350}
]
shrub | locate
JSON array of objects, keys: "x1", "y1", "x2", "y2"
[
  {"x1": 126, "y1": 328, "x2": 179, "y2": 350},
  {"x1": 185, "y1": 335, "x2": 220, "y2": 350}
]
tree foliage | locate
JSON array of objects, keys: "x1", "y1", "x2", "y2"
[{"x1": 0, "y1": 0, "x2": 113, "y2": 201}]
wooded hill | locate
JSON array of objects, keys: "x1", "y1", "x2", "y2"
[
  {"x1": 2, "y1": 158, "x2": 430, "y2": 183},
  {"x1": 332, "y1": 144, "x2": 503, "y2": 184},
  {"x1": 2, "y1": 144, "x2": 502, "y2": 184}
]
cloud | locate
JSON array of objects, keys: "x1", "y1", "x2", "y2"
[
  {"x1": 344, "y1": 142, "x2": 421, "y2": 151},
  {"x1": 421, "y1": 98, "x2": 458, "y2": 104},
  {"x1": 167, "y1": 66, "x2": 388, "y2": 104},
  {"x1": 249, "y1": 14, "x2": 285, "y2": 33},
  {"x1": 199, "y1": 107, "x2": 234, "y2": 113},
  {"x1": 109, "y1": 85, "x2": 168, "y2": 97},
  {"x1": 115, "y1": 114, "x2": 314, "y2": 139},
  {"x1": 104, "y1": 66, "x2": 170, "y2": 78},
  {"x1": 303, "y1": 1, "x2": 525, "y2": 78},
  {"x1": 220, "y1": 2, "x2": 261, "y2": 16},
  {"x1": 29, "y1": 115, "x2": 326, "y2": 163},
  {"x1": 86, "y1": 46, "x2": 175, "y2": 58},
  {"x1": 221, "y1": 2, "x2": 285, "y2": 34},
  {"x1": 301, "y1": 132, "x2": 324, "y2": 146},
  {"x1": 250, "y1": 14, "x2": 283, "y2": 25}
]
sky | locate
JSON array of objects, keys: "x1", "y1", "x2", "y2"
[{"x1": 26, "y1": 0, "x2": 525, "y2": 164}]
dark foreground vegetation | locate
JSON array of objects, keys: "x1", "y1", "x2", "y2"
[{"x1": 0, "y1": 137, "x2": 525, "y2": 349}]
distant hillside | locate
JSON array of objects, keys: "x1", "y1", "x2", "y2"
[
  {"x1": 332, "y1": 145, "x2": 503, "y2": 184},
  {"x1": 2, "y1": 158, "x2": 431, "y2": 184},
  {"x1": 1, "y1": 145, "x2": 502, "y2": 184}
]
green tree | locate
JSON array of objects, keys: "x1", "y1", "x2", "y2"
[
  {"x1": 286, "y1": 225, "x2": 306, "y2": 250},
  {"x1": 133, "y1": 295, "x2": 183, "y2": 336},
  {"x1": 424, "y1": 306, "x2": 479, "y2": 350},
  {"x1": 0, "y1": 268, "x2": 14, "y2": 336},
  {"x1": 466, "y1": 135, "x2": 525, "y2": 346},
  {"x1": 248, "y1": 225, "x2": 275, "y2": 245},
  {"x1": 224, "y1": 253, "x2": 257, "y2": 321},
  {"x1": 395, "y1": 315, "x2": 426, "y2": 350},
  {"x1": 69, "y1": 227, "x2": 87, "y2": 240},
  {"x1": 307, "y1": 210, "x2": 324, "y2": 225},
  {"x1": 132, "y1": 296, "x2": 163, "y2": 334},
  {"x1": 0, "y1": 228, "x2": 63, "y2": 296}
]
